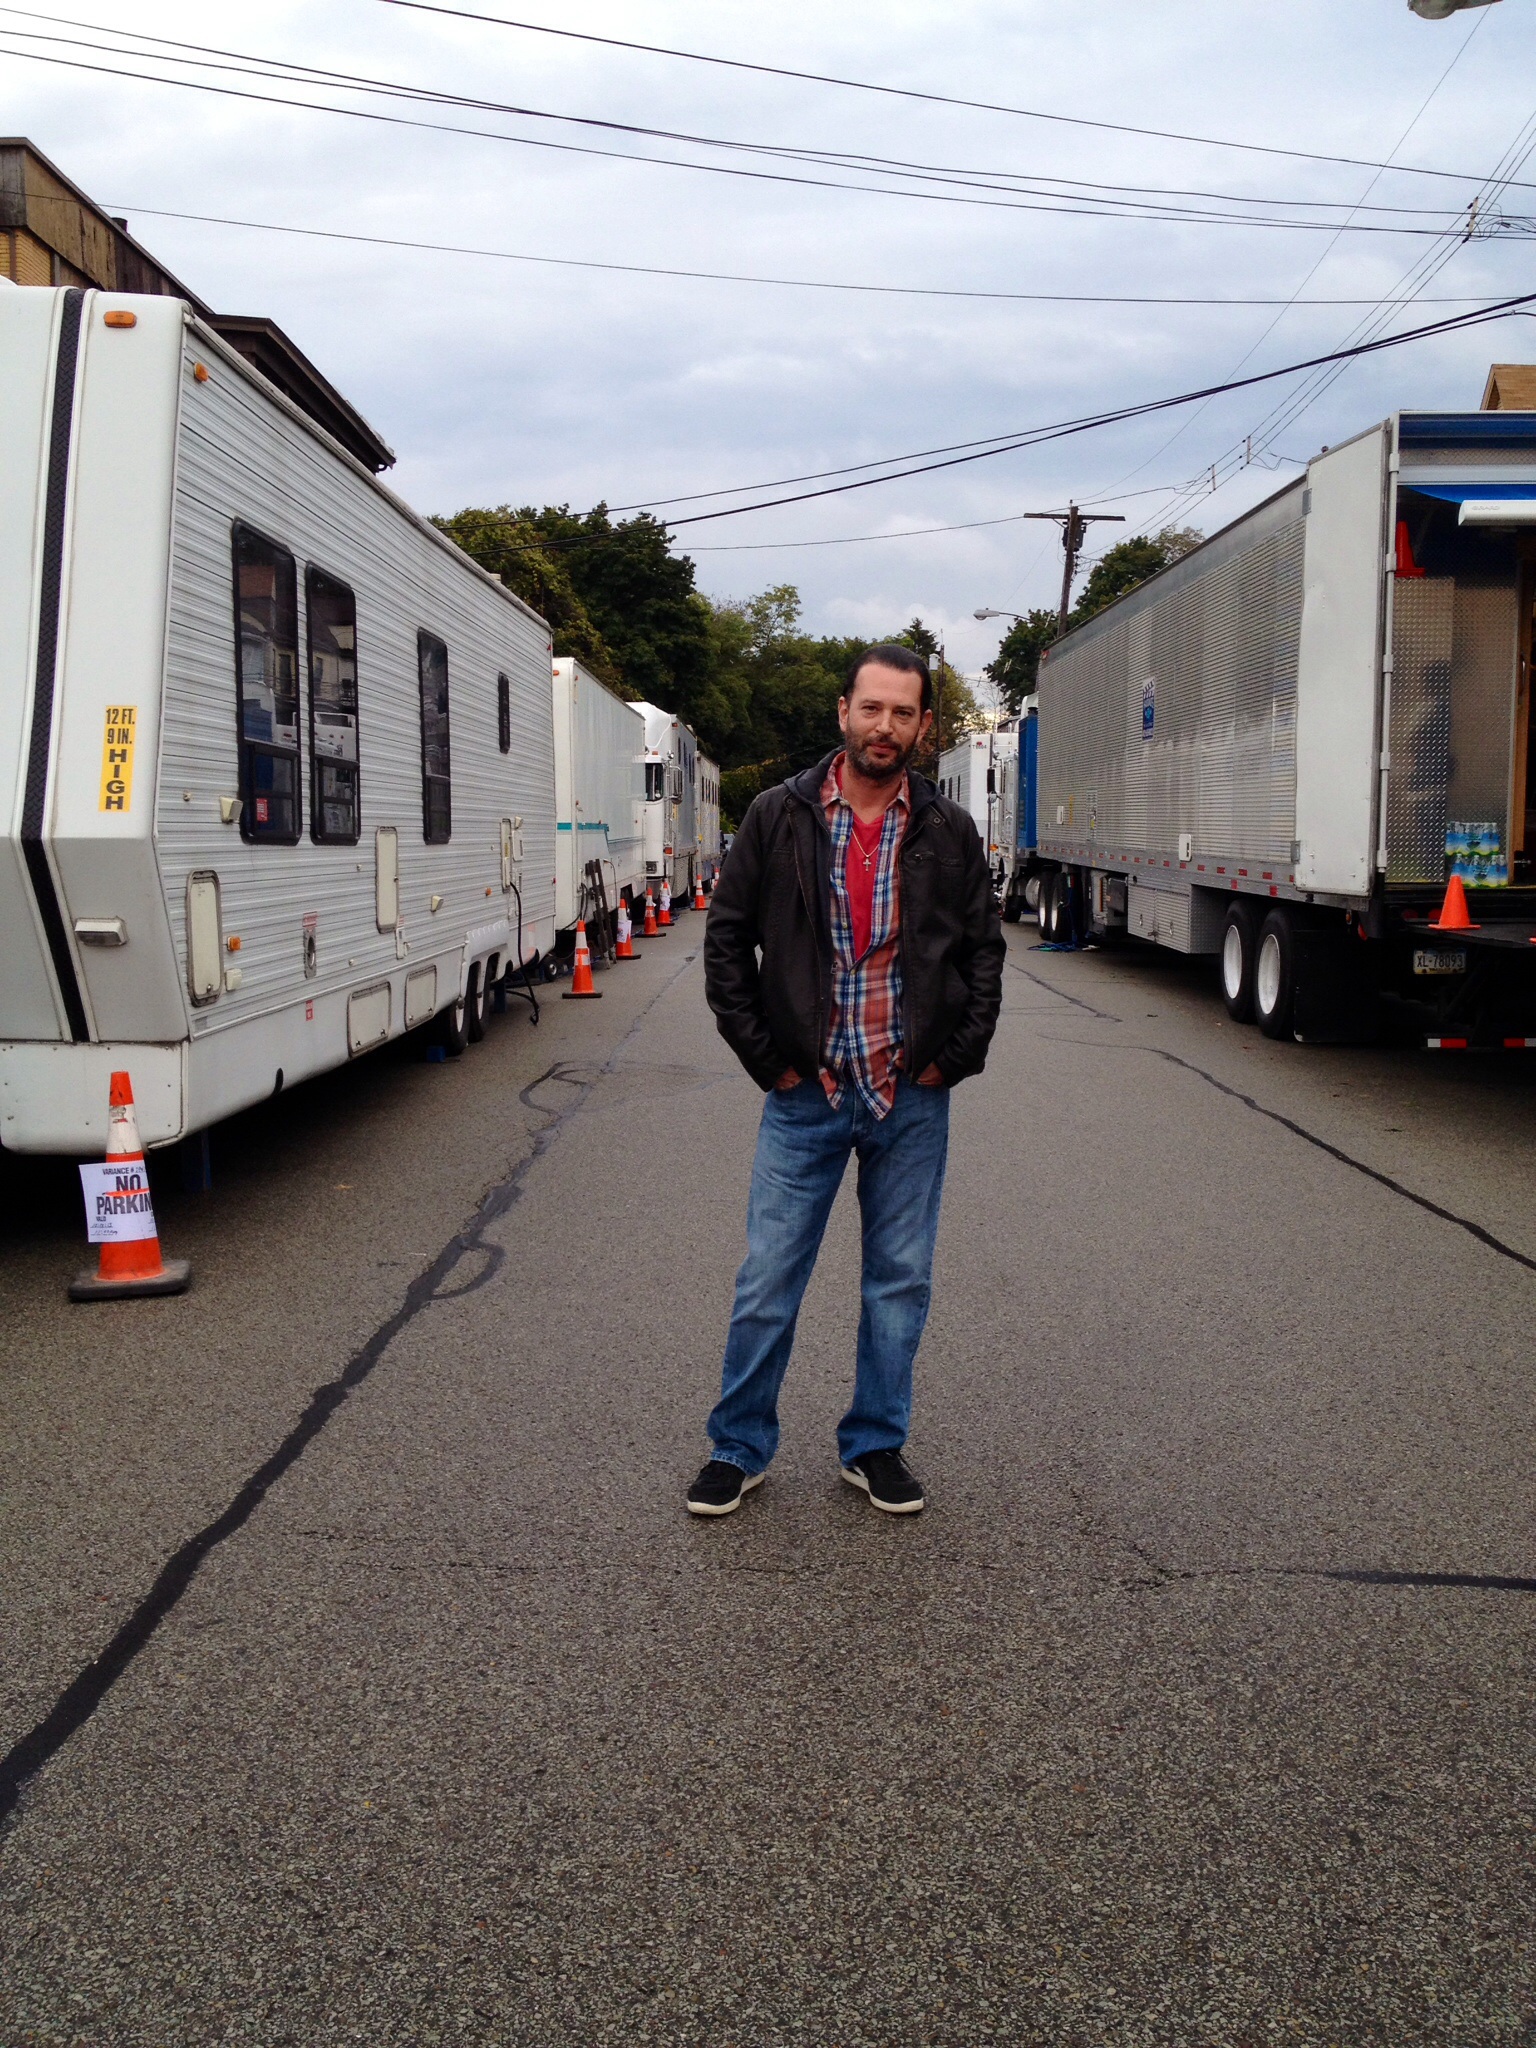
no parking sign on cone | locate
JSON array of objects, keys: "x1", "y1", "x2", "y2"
[{"x1": 70, "y1": 1072, "x2": 191, "y2": 1301}]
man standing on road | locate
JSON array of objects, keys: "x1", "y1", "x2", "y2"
[{"x1": 691, "y1": 645, "x2": 1005, "y2": 1518}]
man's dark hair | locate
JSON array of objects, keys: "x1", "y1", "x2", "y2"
[{"x1": 844, "y1": 643, "x2": 933, "y2": 713}]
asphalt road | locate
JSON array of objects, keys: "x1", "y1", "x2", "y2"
[{"x1": 3, "y1": 914, "x2": 1536, "y2": 2046}]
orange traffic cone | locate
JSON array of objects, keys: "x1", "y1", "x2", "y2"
[
  {"x1": 70, "y1": 1071, "x2": 191, "y2": 1300},
  {"x1": 562, "y1": 918, "x2": 603, "y2": 999},
  {"x1": 642, "y1": 887, "x2": 662, "y2": 937},
  {"x1": 693, "y1": 872, "x2": 707, "y2": 911},
  {"x1": 1429, "y1": 873, "x2": 1479, "y2": 932},
  {"x1": 614, "y1": 896, "x2": 639, "y2": 960},
  {"x1": 658, "y1": 881, "x2": 673, "y2": 928}
]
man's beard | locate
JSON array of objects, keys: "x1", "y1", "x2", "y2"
[{"x1": 845, "y1": 727, "x2": 919, "y2": 785}]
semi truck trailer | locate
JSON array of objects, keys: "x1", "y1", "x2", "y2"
[{"x1": 1031, "y1": 411, "x2": 1536, "y2": 1043}]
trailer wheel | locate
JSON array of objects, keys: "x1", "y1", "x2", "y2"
[
  {"x1": 465, "y1": 963, "x2": 487, "y2": 1043},
  {"x1": 1220, "y1": 901, "x2": 1259, "y2": 1023},
  {"x1": 1254, "y1": 909, "x2": 1297, "y2": 1040},
  {"x1": 1023, "y1": 874, "x2": 1041, "y2": 913},
  {"x1": 1036, "y1": 873, "x2": 1052, "y2": 937},
  {"x1": 1001, "y1": 880, "x2": 1021, "y2": 925},
  {"x1": 431, "y1": 990, "x2": 470, "y2": 1057},
  {"x1": 1045, "y1": 870, "x2": 1073, "y2": 944}
]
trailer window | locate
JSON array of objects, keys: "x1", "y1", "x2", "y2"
[
  {"x1": 497, "y1": 672, "x2": 511, "y2": 754},
  {"x1": 232, "y1": 525, "x2": 299, "y2": 843},
  {"x1": 645, "y1": 763, "x2": 664, "y2": 801},
  {"x1": 418, "y1": 631, "x2": 451, "y2": 843},
  {"x1": 307, "y1": 567, "x2": 360, "y2": 844}
]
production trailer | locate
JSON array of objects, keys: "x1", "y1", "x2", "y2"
[
  {"x1": 1, "y1": 285, "x2": 556, "y2": 1156},
  {"x1": 636, "y1": 702, "x2": 700, "y2": 900},
  {"x1": 1032, "y1": 411, "x2": 1536, "y2": 1044},
  {"x1": 697, "y1": 752, "x2": 722, "y2": 884},
  {"x1": 551, "y1": 656, "x2": 645, "y2": 935},
  {"x1": 937, "y1": 727, "x2": 1019, "y2": 886}
]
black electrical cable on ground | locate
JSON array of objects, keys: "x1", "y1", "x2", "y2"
[{"x1": 505, "y1": 880, "x2": 539, "y2": 1024}]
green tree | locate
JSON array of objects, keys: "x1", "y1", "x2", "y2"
[
  {"x1": 1072, "y1": 524, "x2": 1203, "y2": 627},
  {"x1": 984, "y1": 607, "x2": 1057, "y2": 715},
  {"x1": 433, "y1": 505, "x2": 622, "y2": 689},
  {"x1": 519, "y1": 504, "x2": 719, "y2": 742}
]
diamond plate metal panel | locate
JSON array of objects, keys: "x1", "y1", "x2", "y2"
[
  {"x1": 1387, "y1": 578, "x2": 1453, "y2": 883},
  {"x1": 1038, "y1": 512, "x2": 1302, "y2": 865},
  {"x1": 1447, "y1": 580, "x2": 1518, "y2": 867}
]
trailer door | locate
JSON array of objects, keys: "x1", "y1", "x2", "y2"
[{"x1": 1294, "y1": 426, "x2": 1388, "y2": 896}]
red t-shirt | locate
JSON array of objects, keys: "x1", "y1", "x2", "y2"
[{"x1": 846, "y1": 811, "x2": 885, "y2": 960}]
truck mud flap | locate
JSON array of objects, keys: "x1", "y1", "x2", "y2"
[{"x1": 1292, "y1": 929, "x2": 1380, "y2": 1044}]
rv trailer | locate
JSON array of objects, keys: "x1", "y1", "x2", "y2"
[
  {"x1": 636, "y1": 703, "x2": 700, "y2": 898},
  {"x1": 697, "y1": 752, "x2": 722, "y2": 883},
  {"x1": 937, "y1": 727, "x2": 1018, "y2": 884},
  {"x1": 1, "y1": 286, "x2": 556, "y2": 1155}
]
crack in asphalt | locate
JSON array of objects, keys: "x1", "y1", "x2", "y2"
[
  {"x1": 1073, "y1": 1490, "x2": 1536, "y2": 1598},
  {"x1": 1130, "y1": 1041, "x2": 1536, "y2": 1278},
  {"x1": 1007, "y1": 954, "x2": 1122, "y2": 1024},
  {"x1": 1015, "y1": 942, "x2": 1536, "y2": 1279},
  {"x1": 0, "y1": 954, "x2": 702, "y2": 1836}
]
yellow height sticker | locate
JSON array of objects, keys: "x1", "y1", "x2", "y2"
[{"x1": 99, "y1": 705, "x2": 136, "y2": 812}]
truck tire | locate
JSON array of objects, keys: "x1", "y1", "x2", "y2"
[
  {"x1": 1254, "y1": 908, "x2": 1297, "y2": 1040},
  {"x1": 1046, "y1": 870, "x2": 1073, "y2": 944},
  {"x1": 1036, "y1": 872, "x2": 1053, "y2": 937},
  {"x1": 1220, "y1": 901, "x2": 1259, "y2": 1023},
  {"x1": 1002, "y1": 879, "x2": 1021, "y2": 925},
  {"x1": 432, "y1": 989, "x2": 470, "y2": 1057},
  {"x1": 465, "y1": 962, "x2": 487, "y2": 1043},
  {"x1": 1023, "y1": 874, "x2": 1042, "y2": 913}
]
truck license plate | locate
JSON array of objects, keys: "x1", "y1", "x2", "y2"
[{"x1": 1413, "y1": 948, "x2": 1467, "y2": 976}]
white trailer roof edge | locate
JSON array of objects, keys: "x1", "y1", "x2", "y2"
[{"x1": 183, "y1": 309, "x2": 553, "y2": 639}]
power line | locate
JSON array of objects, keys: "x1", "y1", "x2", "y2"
[
  {"x1": 647, "y1": 292, "x2": 1536, "y2": 527},
  {"x1": 26, "y1": 12, "x2": 1506, "y2": 221},
  {"x1": 1, "y1": 9, "x2": 1487, "y2": 224},
  {"x1": 0, "y1": 20, "x2": 1521, "y2": 236},
  {"x1": 1150, "y1": 82, "x2": 1536, "y2": 530},
  {"x1": 106, "y1": 202, "x2": 1514, "y2": 310},
  {"x1": 1088, "y1": 7, "x2": 1489, "y2": 518},
  {"x1": 372, "y1": 0, "x2": 1536, "y2": 195},
  {"x1": 604, "y1": 289, "x2": 1533, "y2": 517}
]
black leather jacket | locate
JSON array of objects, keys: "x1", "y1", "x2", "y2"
[{"x1": 703, "y1": 751, "x2": 1005, "y2": 1092}]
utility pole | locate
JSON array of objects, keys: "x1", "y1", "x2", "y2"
[{"x1": 1025, "y1": 504, "x2": 1126, "y2": 638}]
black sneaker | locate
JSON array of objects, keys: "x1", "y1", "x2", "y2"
[
  {"x1": 686, "y1": 1459, "x2": 764, "y2": 1517},
  {"x1": 840, "y1": 1449, "x2": 926, "y2": 1515}
]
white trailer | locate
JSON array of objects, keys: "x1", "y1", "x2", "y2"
[
  {"x1": 1, "y1": 285, "x2": 556, "y2": 1155},
  {"x1": 937, "y1": 728, "x2": 1018, "y2": 879},
  {"x1": 1033, "y1": 411, "x2": 1536, "y2": 1044},
  {"x1": 697, "y1": 752, "x2": 722, "y2": 883},
  {"x1": 636, "y1": 703, "x2": 700, "y2": 899},
  {"x1": 551, "y1": 656, "x2": 644, "y2": 931}
]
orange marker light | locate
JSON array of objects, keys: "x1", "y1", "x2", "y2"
[
  {"x1": 193, "y1": 362, "x2": 209, "y2": 383},
  {"x1": 226, "y1": 935, "x2": 242, "y2": 952},
  {"x1": 103, "y1": 310, "x2": 137, "y2": 329}
]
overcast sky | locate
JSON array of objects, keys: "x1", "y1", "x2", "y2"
[{"x1": 6, "y1": 0, "x2": 1536, "y2": 675}]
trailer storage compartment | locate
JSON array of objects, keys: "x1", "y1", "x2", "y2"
[{"x1": 1034, "y1": 409, "x2": 1536, "y2": 1044}]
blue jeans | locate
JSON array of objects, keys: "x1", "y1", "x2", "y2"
[{"x1": 707, "y1": 1076, "x2": 951, "y2": 1474}]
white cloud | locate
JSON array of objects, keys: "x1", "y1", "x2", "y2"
[{"x1": 9, "y1": 0, "x2": 1534, "y2": 669}]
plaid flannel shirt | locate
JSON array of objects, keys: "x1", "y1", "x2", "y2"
[{"x1": 819, "y1": 754, "x2": 910, "y2": 1118}]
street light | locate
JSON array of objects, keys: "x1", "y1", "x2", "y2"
[
  {"x1": 974, "y1": 607, "x2": 1023, "y2": 623},
  {"x1": 1408, "y1": 0, "x2": 1499, "y2": 17}
]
